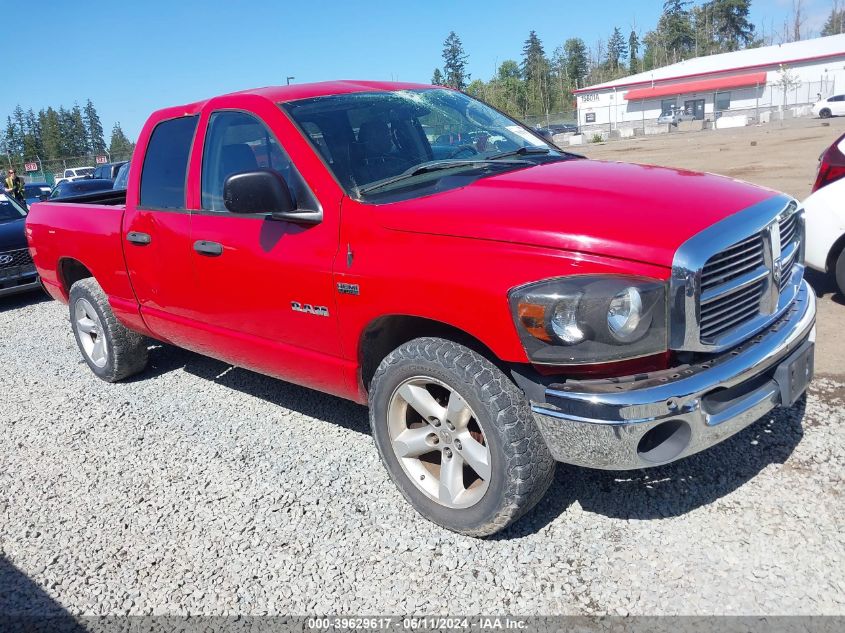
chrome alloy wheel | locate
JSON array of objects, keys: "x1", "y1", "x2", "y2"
[
  {"x1": 74, "y1": 298, "x2": 108, "y2": 368},
  {"x1": 387, "y1": 376, "x2": 491, "y2": 509}
]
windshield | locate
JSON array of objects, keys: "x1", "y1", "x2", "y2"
[
  {"x1": 282, "y1": 88, "x2": 560, "y2": 198},
  {"x1": 0, "y1": 197, "x2": 26, "y2": 222}
]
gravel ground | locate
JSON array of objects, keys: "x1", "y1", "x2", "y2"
[{"x1": 1, "y1": 292, "x2": 844, "y2": 616}]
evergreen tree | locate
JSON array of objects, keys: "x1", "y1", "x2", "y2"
[
  {"x1": 83, "y1": 99, "x2": 106, "y2": 154},
  {"x1": 109, "y1": 122, "x2": 134, "y2": 157},
  {"x1": 659, "y1": 0, "x2": 695, "y2": 61},
  {"x1": 521, "y1": 31, "x2": 551, "y2": 115},
  {"x1": 628, "y1": 30, "x2": 640, "y2": 73},
  {"x1": 562, "y1": 38, "x2": 589, "y2": 90},
  {"x1": 67, "y1": 104, "x2": 89, "y2": 157},
  {"x1": 442, "y1": 31, "x2": 469, "y2": 90},
  {"x1": 22, "y1": 109, "x2": 43, "y2": 160},
  {"x1": 606, "y1": 27, "x2": 628, "y2": 71},
  {"x1": 821, "y1": 6, "x2": 845, "y2": 35},
  {"x1": 709, "y1": 0, "x2": 755, "y2": 51},
  {"x1": 431, "y1": 68, "x2": 444, "y2": 85},
  {"x1": 4, "y1": 116, "x2": 21, "y2": 159},
  {"x1": 39, "y1": 107, "x2": 62, "y2": 161}
]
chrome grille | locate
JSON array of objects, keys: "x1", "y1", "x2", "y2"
[
  {"x1": 669, "y1": 195, "x2": 805, "y2": 352},
  {"x1": 700, "y1": 279, "x2": 766, "y2": 340},
  {"x1": 0, "y1": 248, "x2": 33, "y2": 269},
  {"x1": 778, "y1": 211, "x2": 800, "y2": 291},
  {"x1": 700, "y1": 234, "x2": 764, "y2": 291},
  {"x1": 699, "y1": 234, "x2": 767, "y2": 344}
]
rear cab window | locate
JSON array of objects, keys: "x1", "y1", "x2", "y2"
[{"x1": 139, "y1": 116, "x2": 199, "y2": 209}]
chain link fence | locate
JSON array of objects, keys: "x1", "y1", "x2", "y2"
[{"x1": 2, "y1": 151, "x2": 134, "y2": 185}]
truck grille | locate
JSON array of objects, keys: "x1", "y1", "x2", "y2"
[
  {"x1": 779, "y1": 211, "x2": 799, "y2": 291},
  {"x1": 699, "y1": 235, "x2": 767, "y2": 342},
  {"x1": 0, "y1": 248, "x2": 33, "y2": 269}
]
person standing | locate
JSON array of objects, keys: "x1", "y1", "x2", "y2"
[{"x1": 4, "y1": 168, "x2": 26, "y2": 206}]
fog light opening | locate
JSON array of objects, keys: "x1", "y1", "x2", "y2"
[{"x1": 637, "y1": 420, "x2": 691, "y2": 464}]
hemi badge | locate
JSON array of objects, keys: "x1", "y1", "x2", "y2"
[{"x1": 337, "y1": 282, "x2": 360, "y2": 296}]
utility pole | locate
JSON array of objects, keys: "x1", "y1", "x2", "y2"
[{"x1": 286, "y1": 76, "x2": 295, "y2": 85}]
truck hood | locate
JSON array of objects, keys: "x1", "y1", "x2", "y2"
[
  {"x1": 374, "y1": 159, "x2": 778, "y2": 268},
  {"x1": 0, "y1": 218, "x2": 27, "y2": 251}
]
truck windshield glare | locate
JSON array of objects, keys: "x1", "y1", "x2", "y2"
[{"x1": 282, "y1": 88, "x2": 560, "y2": 196}]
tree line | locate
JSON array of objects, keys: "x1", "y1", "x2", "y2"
[
  {"x1": 432, "y1": 0, "x2": 845, "y2": 120},
  {"x1": 2, "y1": 100, "x2": 135, "y2": 167}
]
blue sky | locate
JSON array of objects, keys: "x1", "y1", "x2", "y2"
[{"x1": 3, "y1": 0, "x2": 833, "y2": 142}]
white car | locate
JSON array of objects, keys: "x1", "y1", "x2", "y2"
[
  {"x1": 804, "y1": 134, "x2": 845, "y2": 294},
  {"x1": 811, "y1": 94, "x2": 845, "y2": 119},
  {"x1": 53, "y1": 166, "x2": 95, "y2": 187}
]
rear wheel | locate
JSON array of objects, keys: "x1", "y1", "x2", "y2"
[
  {"x1": 69, "y1": 278, "x2": 148, "y2": 382},
  {"x1": 368, "y1": 337, "x2": 555, "y2": 537},
  {"x1": 835, "y1": 249, "x2": 845, "y2": 297},
  {"x1": 820, "y1": 108, "x2": 832, "y2": 119}
]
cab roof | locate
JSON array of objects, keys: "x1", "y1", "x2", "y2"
[{"x1": 181, "y1": 80, "x2": 436, "y2": 112}]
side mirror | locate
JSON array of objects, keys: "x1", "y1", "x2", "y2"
[
  {"x1": 536, "y1": 129, "x2": 554, "y2": 143},
  {"x1": 223, "y1": 170, "x2": 321, "y2": 224}
]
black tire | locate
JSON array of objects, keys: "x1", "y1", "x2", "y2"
[
  {"x1": 836, "y1": 249, "x2": 845, "y2": 297},
  {"x1": 69, "y1": 278, "x2": 148, "y2": 382},
  {"x1": 368, "y1": 337, "x2": 555, "y2": 537},
  {"x1": 820, "y1": 108, "x2": 832, "y2": 119}
]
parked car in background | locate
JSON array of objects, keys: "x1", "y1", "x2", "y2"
[
  {"x1": 812, "y1": 94, "x2": 845, "y2": 119},
  {"x1": 53, "y1": 166, "x2": 95, "y2": 187},
  {"x1": 24, "y1": 183, "x2": 52, "y2": 206},
  {"x1": 27, "y1": 81, "x2": 815, "y2": 536},
  {"x1": 113, "y1": 162, "x2": 130, "y2": 189},
  {"x1": 805, "y1": 133, "x2": 845, "y2": 294},
  {"x1": 50, "y1": 178, "x2": 115, "y2": 199},
  {"x1": 657, "y1": 108, "x2": 696, "y2": 125},
  {"x1": 92, "y1": 161, "x2": 128, "y2": 181},
  {"x1": 0, "y1": 193, "x2": 39, "y2": 297},
  {"x1": 535, "y1": 123, "x2": 577, "y2": 136}
]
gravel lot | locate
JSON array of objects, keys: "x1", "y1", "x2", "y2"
[{"x1": 2, "y1": 292, "x2": 844, "y2": 615}]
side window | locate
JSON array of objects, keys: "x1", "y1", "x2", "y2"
[
  {"x1": 139, "y1": 116, "x2": 198, "y2": 209},
  {"x1": 831, "y1": 95, "x2": 845, "y2": 102},
  {"x1": 201, "y1": 110, "x2": 316, "y2": 213}
]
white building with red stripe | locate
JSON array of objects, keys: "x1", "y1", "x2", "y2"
[{"x1": 574, "y1": 33, "x2": 845, "y2": 131}]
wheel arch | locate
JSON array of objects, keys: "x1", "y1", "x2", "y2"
[
  {"x1": 57, "y1": 257, "x2": 94, "y2": 299},
  {"x1": 358, "y1": 314, "x2": 505, "y2": 396},
  {"x1": 826, "y1": 233, "x2": 845, "y2": 273}
]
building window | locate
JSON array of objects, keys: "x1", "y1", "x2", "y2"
[
  {"x1": 715, "y1": 92, "x2": 731, "y2": 111},
  {"x1": 660, "y1": 99, "x2": 677, "y2": 116}
]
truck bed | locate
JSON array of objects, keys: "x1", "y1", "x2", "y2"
[{"x1": 48, "y1": 188, "x2": 127, "y2": 206}]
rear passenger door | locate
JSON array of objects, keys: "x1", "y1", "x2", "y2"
[{"x1": 122, "y1": 115, "x2": 200, "y2": 345}]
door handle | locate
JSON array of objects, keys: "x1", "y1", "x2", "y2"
[
  {"x1": 193, "y1": 240, "x2": 224, "y2": 256},
  {"x1": 126, "y1": 231, "x2": 151, "y2": 245}
]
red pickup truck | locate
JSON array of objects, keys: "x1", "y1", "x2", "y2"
[{"x1": 26, "y1": 81, "x2": 816, "y2": 536}]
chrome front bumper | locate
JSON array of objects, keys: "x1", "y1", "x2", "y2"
[{"x1": 531, "y1": 280, "x2": 816, "y2": 470}]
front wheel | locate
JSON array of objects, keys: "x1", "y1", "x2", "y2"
[
  {"x1": 820, "y1": 108, "x2": 832, "y2": 119},
  {"x1": 368, "y1": 337, "x2": 555, "y2": 537}
]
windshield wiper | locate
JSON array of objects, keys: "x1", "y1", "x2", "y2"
[
  {"x1": 489, "y1": 147, "x2": 552, "y2": 160},
  {"x1": 357, "y1": 159, "x2": 527, "y2": 195}
]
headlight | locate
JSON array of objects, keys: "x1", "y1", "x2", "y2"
[{"x1": 509, "y1": 276, "x2": 667, "y2": 364}]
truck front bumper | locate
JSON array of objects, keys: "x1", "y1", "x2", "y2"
[{"x1": 531, "y1": 280, "x2": 816, "y2": 470}]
